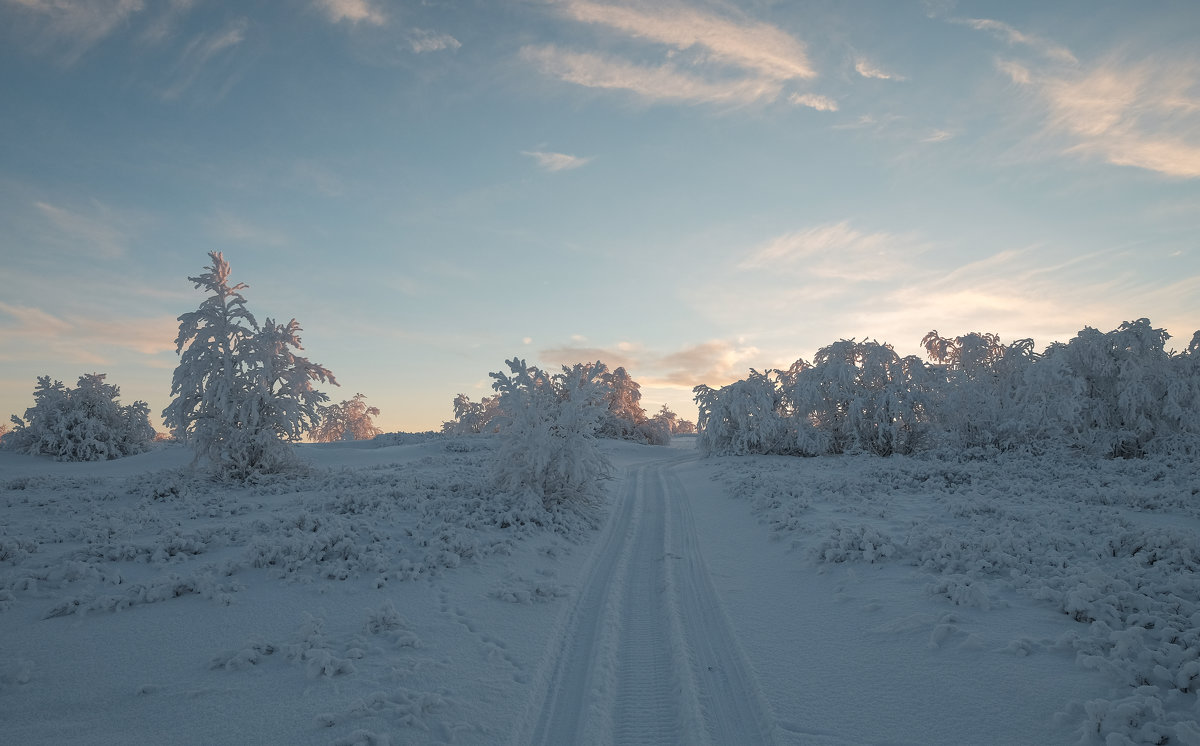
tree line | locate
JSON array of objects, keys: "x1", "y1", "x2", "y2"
[{"x1": 694, "y1": 320, "x2": 1200, "y2": 459}]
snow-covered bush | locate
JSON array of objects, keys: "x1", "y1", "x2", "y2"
[
  {"x1": 488, "y1": 357, "x2": 612, "y2": 511},
  {"x1": 790, "y1": 339, "x2": 935, "y2": 456},
  {"x1": 649, "y1": 404, "x2": 696, "y2": 436},
  {"x1": 921, "y1": 331, "x2": 1038, "y2": 451},
  {"x1": 310, "y1": 393, "x2": 382, "y2": 442},
  {"x1": 596, "y1": 364, "x2": 649, "y2": 439},
  {"x1": 163, "y1": 252, "x2": 337, "y2": 479},
  {"x1": 441, "y1": 393, "x2": 501, "y2": 434},
  {"x1": 4, "y1": 373, "x2": 155, "y2": 461},
  {"x1": 694, "y1": 369, "x2": 790, "y2": 456},
  {"x1": 695, "y1": 319, "x2": 1200, "y2": 460},
  {"x1": 1056, "y1": 319, "x2": 1186, "y2": 457},
  {"x1": 445, "y1": 362, "x2": 670, "y2": 445}
]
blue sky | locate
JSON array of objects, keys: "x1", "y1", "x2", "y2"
[{"x1": 2, "y1": 0, "x2": 1199, "y2": 433}]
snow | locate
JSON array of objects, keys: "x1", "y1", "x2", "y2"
[{"x1": 1, "y1": 436, "x2": 1197, "y2": 744}]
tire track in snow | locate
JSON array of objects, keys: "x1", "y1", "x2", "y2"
[
  {"x1": 662, "y1": 466, "x2": 777, "y2": 745},
  {"x1": 514, "y1": 455, "x2": 778, "y2": 745}
]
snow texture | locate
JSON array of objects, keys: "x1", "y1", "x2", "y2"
[{"x1": 1, "y1": 435, "x2": 1196, "y2": 744}]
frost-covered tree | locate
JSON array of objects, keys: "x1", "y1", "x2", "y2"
[
  {"x1": 441, "y1": 393, "x2": 501, "y2": 434},
  {"x1": 598, "y1": 365, "x2": 647, "y2": 438},
  {"x1": 1056, "y1": 319, "x2": 1180, "y2": 457},
  {"x1": 164, "y1": 252, "x2": 337, "y2": 478},
  {"x1": 788, "y1": 340, "x2": 934, "y2": 456},
  {"x1": 921, "y1": 331, "x2": 1037, "y2": 450},
  {"x1": 310, "y1": 393, "x2": 382, "y2": 442},
  {"x1": 694, "y1": 369, "x2": 790, "y2": 456},
  {"x1": 695, "y1": 319, "x2": 1200, "y2": 461},
  {"x1": 650, "y1": 404, "x2": 696, "y2": 435},
  {"x1": 489, "y1": 357, "x2": 611, "y2": 512},
  {"x1": 4, "y1": 373, "x2": 154, "y2": 461}
]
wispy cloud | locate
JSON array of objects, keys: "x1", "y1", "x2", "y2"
[
  {"x1": 0, "y1": 300, "x2": 178, "y2": 365},
  {"x1": 540, "y1": 338, "x2": 762, "y2": 389},
  {"x1": 994, "y1": 60, "x2": 1200, "y2": 177},
  {"x1": 33, "y1": 199, "x2": 136, "y2": 259},
  {"x1": 314, "y1": 0, "x2": 385, "y2": 26},
  {"x1": 854, "y1": 57, "x2": 904, "y2": 81},
  {"x1": 698, "y1": 219, "x2": 1197, "y2": 364},
  {"x1": 740, "y1": 221, "x2": 921, "y2": 282},
  {"x1": 161, "y1": 17, "x2": 247, "y2": 100},
  {"x1": 406, "y1": 28, "x2": 460, "y2": 53},
  {"x1": 789, "y1": 92, "x2": 838, "y2": 111},
  {"x1": 1039, "y1": 60, "x2": 1200, "y2": 178},
  {"x1": 954, "y1": 17, "x2": 1076, "y2": 64},
  {"x1": 867, "y1": 246, "x2": 1161, "y2": 350},
  {"x1": 521, "y1": 44, "x2": 783, "y2": 106},
  {"x1": 4, "y1": 0, "x2": 146, "y2": 64},
  {"x1": 559, "y1": 0, "x2": 815, "y2": 81},
  {"x1": 959, "y1": 17, "x2": 1200, "y2": 178},
  {"x1": 522, "y1": 150, "x2": 593, "y2": 172},
  {"x1": 996, "y1": 58, "x2": 1031, "y2": 85},
  {"x1": 139, "y1": 0, "x2": 196, "y2": 45},
  {"x1": 923, "y1": 129, "x2": 955, "y2": 143},
  {"x1": 208, "y1": 211, "x2": 289, "y2": 247},
  {"x1": 529, "y1": 1, "x2": 821, "y2": 107}
]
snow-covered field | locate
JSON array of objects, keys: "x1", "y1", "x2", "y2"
[{"x1": 2, "y1": 436, "x2": 1197, "y2": 745}]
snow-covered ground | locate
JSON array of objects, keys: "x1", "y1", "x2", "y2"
[{"x1": 1, "y1": 436, "x2": 1197, "y2": 744}]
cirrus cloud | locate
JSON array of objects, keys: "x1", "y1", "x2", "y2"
[
  {"x1": 522, "y1": 150, "x2": 594, "y2": 172},
  {"x1": 527, "y1": 0, "x2": 819, "y2": 108},
  {"x1": 314, "y1": 0, "x2": 384, "y2": 26}
]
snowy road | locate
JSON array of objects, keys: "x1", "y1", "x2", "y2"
[{"x1": 515, "y1": 455, "x2": 777, "y2": 745}]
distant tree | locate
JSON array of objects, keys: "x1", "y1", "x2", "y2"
[
  {"x1": 3, "y1": 373, "x2": 154, "y2": 461},
  {"x1": 599, "y1": 365, "x2": 647, "y2": 438},
  {"x1": 441, "y1": 393, "x2": 501, "y2": 434},
  {"x1": 310, "y1": 393, "x2": 382, "y2": 442},
  {"x1": 694, "y1": 318, "x2": 1200, "y2": 461},
  {"x1": 446, "y1": 363, "x2": 663, "y2": 444},
  {"x1": 164, "y1": 252, "x2": 336, "y2": 478},
  {"x1": 651, "y1": 404, "x2": 696, "y2": 435},
  {"x1": 673, "y1": 418, "x2": 696, "y2": 435}
]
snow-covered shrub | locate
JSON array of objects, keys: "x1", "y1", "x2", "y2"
[
  {"x1": 445, "y1": 361, "x2": 668, "y2": 445},
  {"x1": 4, "y1": 373, "x2": 155, "y2": 461},
  {"x1": 596, "y1": 364, "x2": 649, "y2": 439},
  {"x1": 441, "y1": 393, "x2": 501, "y2": 434},
  {"x1": 694, "y1": 369, "x2": 790, "y2": 456},
  {"x1": 791, "y1": 339, "x2": 935, "y2": 456},
  {"x1": 1057, "y1": 319, "x2": 1185, "y2": 457},
  {"x1": 163, "y1": 252, "x2": 337, "y2": 479},
  {"x1": 921, "y1": 331, "x2": 1034, "y2": 451},
  {"x1": 696, "y1": 318, "x2": 1200, "y2": 461},
  {"x1": 310, "y1": 393, "x2": 382, "y2": 442},
  {"x1": 634, "y1": 417, "x2": 672, "y2": 446},
  {"x1": 488, "y1": 357, "x2": 612, "y2": 511},
  {"x1": 649, "y1": 404, "x2": 695, "y2": 436}
]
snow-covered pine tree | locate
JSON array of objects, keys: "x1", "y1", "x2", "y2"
[
  {"x1": 163, "y1": 252, "x2": 256, "y2": 467},
  {"x1": 164, "y1": 252, "x2": 336, "y2": 478},
  {"x1": 229, "y1": 317, "x2": 337, "y2": 473}
]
